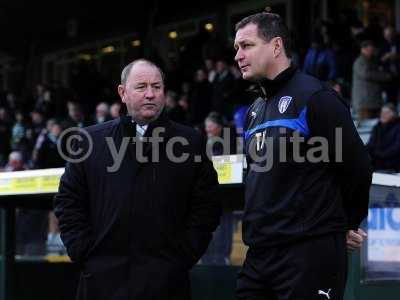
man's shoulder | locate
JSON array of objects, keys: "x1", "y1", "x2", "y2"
[
  {"x1": 284, "y1": 71, "x2": 327, "y2": 107},
  {"x1": 83, "y1": 118, "x2": 120, "y2": 136},
  {"x1": 291, "y1": 71, "x2": 325, "y2": 92}
]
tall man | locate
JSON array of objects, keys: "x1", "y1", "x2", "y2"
[
  {"x1": 54, "y1": 59, "x2": 221, "y2": 300},
  {"x1": 234, "y1": 13, "x2": 372, "y2": 300}
]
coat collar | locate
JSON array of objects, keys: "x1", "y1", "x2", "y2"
[
  {"x1": 257, "y1": 64, "x2": 297, "y2": 98},
  {"x1": 120, "y1": 109, "x2": 171, "y2": 140}
]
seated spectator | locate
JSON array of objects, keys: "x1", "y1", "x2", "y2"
[
  {"x1": 366, "y1": 103, "x2": 400, "y2": 172},
  {"x1": 94, "y1": 102, "x2": 111, "y2": 124},
  {"x1": 352, "y1": 40, "x2": 392, "y2": 120},
  {"x1": 3, "y1": 151, "x2": 25, "y2": 172}
]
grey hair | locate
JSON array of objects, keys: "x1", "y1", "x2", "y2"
[
  {"x1": 9, "y1": 151, "x2": 23, "y2": 162},
  {"x1": 120, "y1": 59, "x2": 165, "y2": 85}
]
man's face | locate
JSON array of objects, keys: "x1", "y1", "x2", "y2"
[
  {"x1": 110, "y1": 103, "x2": 121, "y2": 118},
  {"x1": 384, "y1": 27, "x2": 394, "y2": 42},
  {"x1": 118, "y1": 63, "x2": 165, "y2": 124},
  {"x1": 205, "y1": 120, "x2": 222, "y2": 137},
  {"x1": 234, "y1": 23, "x2": 275, "y2": 81},
  {"x1": 380, "y1": 107, "x2": 395, "y2": 124},
  {"x1": 51, "y1": 124, "x2": 62, "y2": 137},
  {"x1": 196, "y1": 69, "x2": 206, "y2": 82},
  {"x1": 96, "y1": 103, "x2": 109, "y2": 118},
  {"x1": 362, "y1": 45, "x2": 376, "y2": 58}
]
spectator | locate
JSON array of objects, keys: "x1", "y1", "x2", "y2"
[
  {"x1": 0, "y1": 107, "x2": 12, "y2": 166},
  {"x1": 204, "y1": 58, "x2": 217, "y2": 83},
  {"x1": 202, "y1": 111, "x2": 236, "y2": 265},
  {"x1": 10, "y1": 111, "x2": 28, "y2": 151},
  {"x1": 3, "y1": 151, "x2": 25, "y2": 172},
  {"x1": 380, "y1": 26, "x2": 400, "y2": 105},
  {"x1": 32, "y1": 120, "x2": 65, "y2": 169},
  {"x1": 63, "y1": 101, "x2": 91, "y2": 128},
  {"x1": 352, "y1": 40, "x2": 392, "y2": 120},
  {"x1": 367, "y1": 103, "x2": 400, "y2": 172},
  {"x1": 189, "y1": 69, "x2": 213, "y2": 125},
  {"x1": 5, "y1": 92, "x2": 19, "y2": 111},
  {"x1": 94, "y1": 102, "x2": 111, "y2": 124},
  {"x1": 212, "y1": 58, "x2": 235, "y2": 118},
  {"x1": 204, "y1": 111, "x2": 236, "y2": 156},
  {"x1": 30, "y1": 110, "x2": 46, "y2": 140},
  {"x1": 165, "y1": 90, "x2": 186, "y2": 123},
  {"x1": 34, "y1": 84, "x2": 54, "y2": 117},
  {"x1": 303, "y1": 34, "x2": 338, "y2": 81},
  {"x1": 110, "y1": 102, "x2": 122, "y2": 119}
]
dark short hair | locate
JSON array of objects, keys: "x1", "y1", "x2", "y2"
[
  {"x1": 235, "y1": 12, "x2": 292, "y2": 57},
  {"x1": 360, "y1": 40, "x2": 374, "y2": 49},
  {"x1": 206, "y1": 111, "x2": 224, "y2": 127},
  {"x1": 120, "y1": 59, "x2": 165, "y2": 85},
  {"x1": 382, "y1": 103, "x2": 398, "y2": 115}
]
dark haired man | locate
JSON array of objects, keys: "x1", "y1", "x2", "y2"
[{"x1": 234, "y1": 13, "x2": 372, "y2": 300}]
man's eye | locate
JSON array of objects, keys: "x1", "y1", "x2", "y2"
[{"x1": 136, "y1": 85, "x2": 145, "y2": 90}]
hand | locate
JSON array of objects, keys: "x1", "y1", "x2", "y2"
[{"x1": 346, "y1": 228, "x2": 367, "y2": 251}]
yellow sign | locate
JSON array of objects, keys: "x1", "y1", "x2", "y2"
[
  {"x1": 214, "y1": 162, "x2": 233, "y2": 184},
  {"x1": 212, "y1": 155, "x2": 244, "y2": 184},
  {"x1": 0, "y1": 168, "x2": 64, "y2": 196}
]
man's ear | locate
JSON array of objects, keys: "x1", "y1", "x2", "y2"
[
  {"x1": 118, "y1": 85, "x2": 126, "y2": 103},
  {"x1": 273, "y1": 37, "x2": 283, "y2": 57}
]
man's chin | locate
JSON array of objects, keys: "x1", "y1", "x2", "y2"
[{"x1": 242, "y1": 72, "x2": 256, "y2": 81}]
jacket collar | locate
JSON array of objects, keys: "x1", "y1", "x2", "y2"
[
  {"x1": 120, "y1": 109, "x2": 171, "y2": 140},
  {"x1": 257, "y1": 64, "x2": 297, "y2": 98}
]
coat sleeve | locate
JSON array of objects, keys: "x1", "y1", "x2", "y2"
[
  {"x1": 180, "y1": 136, "x2": 221, "y2": 265},
  {"x1": 53, "y1": 152, "x2": 94, "y2": 264},
  {"x1": 307, "y1": 89, "x2": 373, "y2": 230}
]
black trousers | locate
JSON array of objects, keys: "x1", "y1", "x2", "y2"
[{"x1": 237, "y1": 233, "x2": 348, "y2": 300}]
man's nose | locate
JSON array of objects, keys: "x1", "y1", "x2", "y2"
[
  {"x1": 144, "y1": 87, "x2": 155, "y2": 99},
  {"x1": 234, "y1": 49, "x2": 243, "y2": 62}
]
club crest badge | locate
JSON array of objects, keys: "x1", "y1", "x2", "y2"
[{"x1": 278, "y1": 96, "x2": 292, "y2": 114}]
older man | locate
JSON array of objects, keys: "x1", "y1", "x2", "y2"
[{"x1": 54, "y1": 59, "x2": 221, "y2": 300}]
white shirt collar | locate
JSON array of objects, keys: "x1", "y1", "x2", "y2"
[{"x1": 131, "y1": 120, "x2": 148, "y2": 136}]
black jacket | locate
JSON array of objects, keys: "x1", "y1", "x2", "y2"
[
  {"x1": 243, "y1": 66, "x2": 372, "y2": 248},
  {"x1": 54, "y1": 115, "x2": 220, "y2": 300},
  {"x1": 367, "y1": 118, "x2": 400, "y2": 172}
]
